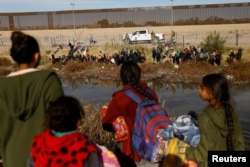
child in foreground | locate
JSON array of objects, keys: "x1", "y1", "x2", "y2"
[
  {"x1": 183, "y1": 73, "x2": 245, "y2": 167},
  {"x1": 27, "y1": 96, "x2": 103, "y2": 167}
]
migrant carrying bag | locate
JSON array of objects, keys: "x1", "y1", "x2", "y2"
[
  {"x1": 124, "y1": 89, "x2": 171, "y2": 162},
  {"x1": 100, "y1": 103, "x2": 129, "y2": 141}
]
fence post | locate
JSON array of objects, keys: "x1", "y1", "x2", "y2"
[
  {"x1": 182, "y1": 36, "x2": 184, "y2": 48},
  {"x1": 235, "y1": 30, "x2": 238, "y2": 46},
  {"x1": 175, "y1": 33, "x2": 177, "y2": 45},
  {"x1": 111, "y1": 38, "x2": 115, "y2": 46}
]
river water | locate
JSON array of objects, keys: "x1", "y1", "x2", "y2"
[{"x1": 62, "y1": 78, "x2": 250, "y2": 146}]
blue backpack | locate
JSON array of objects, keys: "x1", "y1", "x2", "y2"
[{"x1": 124, "y1": 89, "x2": 171, "y2": 162}]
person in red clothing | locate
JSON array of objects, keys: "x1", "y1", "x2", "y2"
[
  {"x1": 102, "y1": 61, "x2": 159, "y2": 166},
  {"x1": 27, "y1": 96, "x2": 103, "y2": 167}
]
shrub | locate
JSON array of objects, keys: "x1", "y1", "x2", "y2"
[
  {"x1": 45, "y1": 50, "x2": 52, "y2": 55},
  {"x1": 39, "y1": 56, "x2": 51, "y2": 65},
  {"x1": 200, "y1": 31, "x2": 227, "y2": 54}
]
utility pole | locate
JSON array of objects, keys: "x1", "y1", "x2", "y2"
[
  {"x1": 70, "y1": 2, "x2": 76, "y2": 37},
  {"x1": 170, "y1": 0, "x2": 174, "y2": 33}
]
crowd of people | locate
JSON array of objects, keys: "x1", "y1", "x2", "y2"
[
  {"x1": 160, "y1": 45, "x2": 221, "y2": 66},
  {"x1": 153, "y1": 44, "x2": 243, "y2": 67},
  {"x1": 50, "y1": 40, "x2": 244, "y2": 69},
  {"x1": 0, "y1": 31, "x2": 246, "y2": 167},
  {"x1": 51, "y1": 42, "x2": 146, "y2": 66}
]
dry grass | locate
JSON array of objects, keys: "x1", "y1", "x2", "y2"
[
  {"x1": 140, "y1": 62, "x2": 173, "y2": 73},
  {"x1": 222, "y1": 62, "x2": 250, "y2": 83},
  {"x1": 79, "y1": 103, "x2": 117, "y2": 151},
  {"x1": 59, "y1": 61, "x2": 120, "y2": 80},
  {"x1": 61, "y1": 61, "x2": 91, "y2": 73},
  {"x1": 175, "y1": 61, "x2": 221, "y2": 83},
  {"x1": 0, "y1": 57, "x2": 12, "y2": 66}
]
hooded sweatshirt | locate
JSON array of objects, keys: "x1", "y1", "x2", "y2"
[
  {"x1": 185, "y1": 105, "x2": 245, "y2": 167},
  {"x1": 0, "y1": 69, "x2": 64, "y2": 167},
  {"x1": 30, "y1": 129, "x2": 100, "y2": 167}
]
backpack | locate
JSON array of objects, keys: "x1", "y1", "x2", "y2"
[{"x1": 124, "y1": 89, "x2": 171, "y2": 162}]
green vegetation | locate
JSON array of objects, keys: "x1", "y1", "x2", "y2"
[
  {"x1": 200, "y1": 31, "x2": 227, "y2": 54},
  {"x1": 45, "y1": 50, "x2": 52, "y2": 55}
]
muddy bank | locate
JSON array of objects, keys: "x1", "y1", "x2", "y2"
[
  {"x1": 56, "y1": 61, "x2": 250, "y2": 85},
  {"x1": 1, "y1": 60, "x2": 250, "y2": 85}
]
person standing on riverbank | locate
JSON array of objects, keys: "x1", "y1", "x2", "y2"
[
  {"x1": 0, "y1": 31, "x2": 64, "y2": 167},
  {"x1": 102, "y1": 61, "x2": 159, "y2": 166},
  {"x1": 183, "y1": 73, "x2": 245, "y2": 167}
]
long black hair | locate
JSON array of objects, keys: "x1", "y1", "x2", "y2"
[
  {"x1": 202, "y1": 73, "x2": 234, "y2": 150},
  {"x1": 120, "y1": 61, "x2": 153, "y2": 99}
]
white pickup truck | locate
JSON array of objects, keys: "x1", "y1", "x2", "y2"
[{"x1": 122, "y1": 29, "x2": 165, "y2": 44}]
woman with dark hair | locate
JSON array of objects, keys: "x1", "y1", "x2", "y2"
[
  {"x1": 102, "y1": 61, "x2": 159, "y2": 165},
  {"x1": 183, "y1": 73, "x2": 245, "y2": 167},
  {"x1": 0, "y1": 31, "x2": 64, "y2": 167}
]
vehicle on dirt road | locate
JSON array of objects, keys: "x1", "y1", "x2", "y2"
[{"x1": 122, "y1": 29, "x2": 165, "y2": 44}]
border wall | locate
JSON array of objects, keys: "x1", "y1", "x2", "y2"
[{"x1": 0, "y1": 3, "x2": 249, "y2": 30}]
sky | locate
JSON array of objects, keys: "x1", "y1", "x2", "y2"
[{"x1": 0, "y1": 0, "x2": 249, "y2": 13}]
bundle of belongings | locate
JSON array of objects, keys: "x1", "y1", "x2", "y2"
[{"x1": 155, "y1": 111, "x2": 200, "y2": 166}]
